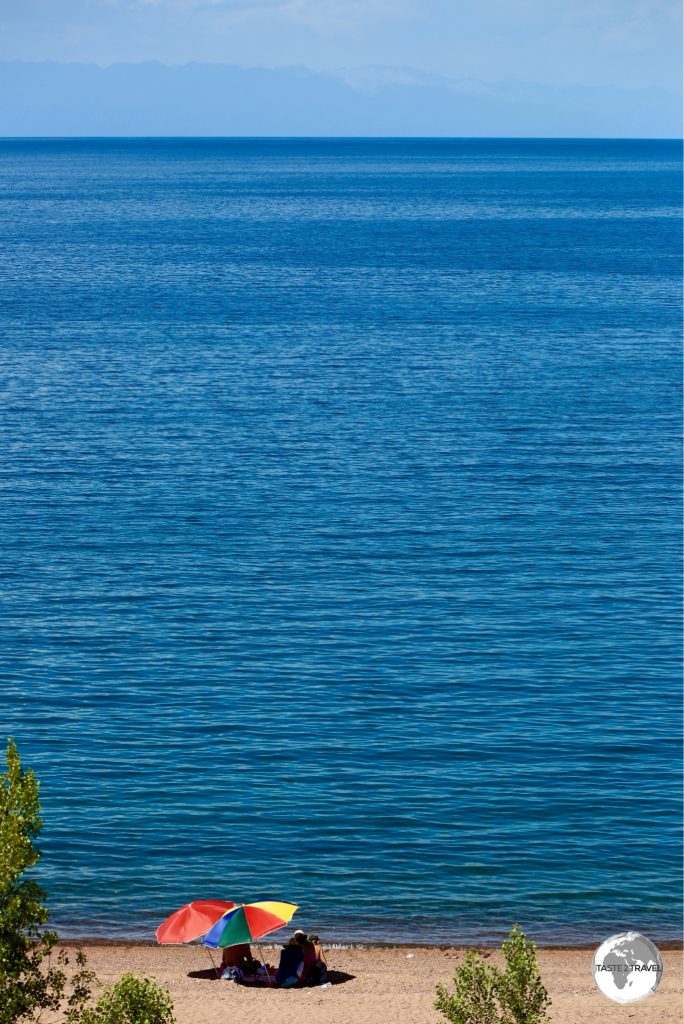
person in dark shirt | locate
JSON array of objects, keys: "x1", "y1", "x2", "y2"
[
  {"x1": 293, "y1": 929, "x2": 317, "y2": 981},
  {"x1": 275, "y1": 938, "x2": 304, "y2": 987}
]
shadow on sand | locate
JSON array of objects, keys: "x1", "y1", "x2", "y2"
[
  {"x1": 323, "y1": 969, "x2": 355, "y2": 986},
  {"x1": 186, "y1": 968, "x2": 356, "y2": 986}
]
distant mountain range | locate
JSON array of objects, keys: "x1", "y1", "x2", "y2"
[{"x1": 1, "y1": 61, "x2": 680, "y2": 137}]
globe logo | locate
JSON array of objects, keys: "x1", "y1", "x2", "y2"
[{"x1": 592, "y1": 932, "x2": 664, "y2": 1003}]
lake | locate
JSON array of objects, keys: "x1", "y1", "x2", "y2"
[{"x1": 1, "y1": 138, "x2": 681, "y2": 943}]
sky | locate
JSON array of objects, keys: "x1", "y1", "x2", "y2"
[{"x1": 1, "y1": 0, "x2": 681, "y2": 94}]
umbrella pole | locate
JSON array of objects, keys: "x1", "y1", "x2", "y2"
[
  {"x1": 257, "y1": 945, "x2": 273, "y2": 986},
  {"x1": 205, "y1": 947, "x2": 220, "y2": 979}
]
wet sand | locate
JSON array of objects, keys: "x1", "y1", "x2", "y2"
[{"x1": 57, "y1": 942, "x2": 682, "y2": 1024}]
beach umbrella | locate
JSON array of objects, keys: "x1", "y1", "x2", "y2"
[
  {"x1": 203, "y1": 900, "x2": 299, "y2": 948},
  {"x1": 156, "y1": 899, "x2": 236, "y2": 944}
]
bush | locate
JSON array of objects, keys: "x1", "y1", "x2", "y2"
[
  {"x1": 435, "y1": 949, "x2": 499, "y2": 1024},
  {"x1": 0, "y1": 737, "x2": 95, "y2": 1024},
  {"x1": 435, "y1": 926, "x2": 551, "y2": 1024},
  {"x1": 82, "y1": 975, "x2": 175, "y2": 1024},
  {"x1": 0, "y1": 739, "x2": 174, "y2": 1024},
  {"x1": 496, "y1": 927, "x2": 552, "y2": 1024}
]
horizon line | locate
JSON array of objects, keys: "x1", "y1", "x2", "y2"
[{"x1": 1, "y1": 135, "x2": 682, "y2": 142}]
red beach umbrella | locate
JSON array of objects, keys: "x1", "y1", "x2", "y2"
[{"x1": 156, "y1": 899, "x2": 236, "y2": 944}]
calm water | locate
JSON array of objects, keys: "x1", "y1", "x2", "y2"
[{"x1": 1, "y1": 139, "x2": 681, "y2": 945}]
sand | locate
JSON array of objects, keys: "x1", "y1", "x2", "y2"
[{"x1": 57, "y1": 941, "x2": 682, "y2": 1024}]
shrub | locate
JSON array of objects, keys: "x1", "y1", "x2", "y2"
[
  {"x1": 435, "y1": 926, "x2": 551, "y2": 1024},
  {"x1": 82, "y1": 974, "x2": 175, "y2": 1024},
  {"x1": 0, "y1": 737, "x2": 95, "y2": 1024},
  {"x1": 0, "y1": 739, "x2": 175, "y2": 1024},
  {"x1": 497, "y1": 927, "x2": 551, "y2": 1024},
  {"x1": 435, "y1": 949, "x2": 499, "y2": 1024}
]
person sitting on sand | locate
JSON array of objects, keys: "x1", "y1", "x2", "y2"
[
  {"x1": 220, "y1": 943, "x2": 256, "y2": 972},
  {"x1": 306, "y1": 933, "x2": 329, "y2": 985},
  {"x1": 293, "y1": 929, "x2": 317, "y2": 982},
  {"x1": 274, "y1": 937, "x2": 304, "y2": 988},
  {"x1": 297, "y1": 932, "x2": 328, "y2": 985}
]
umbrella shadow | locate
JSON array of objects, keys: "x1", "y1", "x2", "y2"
[
  {"x1": 186, "y1": 968, "x2": 356, "y2": 986},
  {"x1": 187, "y1": 968, "x2": 221, "y2": 980},
  {"x1": 323, "y1": 969, "x2": 355, "y2": 986}
]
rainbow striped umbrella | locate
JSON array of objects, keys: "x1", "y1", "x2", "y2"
[{"x1": 202, "y1": 900, "x2": 298, "y2": 948}]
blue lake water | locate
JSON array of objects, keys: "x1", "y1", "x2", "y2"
[{"x1": 0, "y1": 138, "x2": 681, "y2": 945}]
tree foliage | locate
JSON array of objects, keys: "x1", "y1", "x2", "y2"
[
  {"x1": 0, "y1": 739, "x2": 176, "y2": 1024},
  {"x1": 0, "y1": 739, "x2": 94, "y2": 1023},
  {"x1": 435, "y1": 949, "x2": 499, "y2": 1024},
  {"x1": 0, "y1": 736, "x2": 65, "y2": 1023},
  {"x1": 81, "y1": 975, "x2": 176, "y2": 1024},
  {"x1": 497, "y1": 927, "x2": 552, "y2": 1024},
  {"x1": 435, "y1": 926, "x2": 551, "y2": 1024}
]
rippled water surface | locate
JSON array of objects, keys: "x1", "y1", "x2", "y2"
[{"x1": 1, "y1": 138, "x2": 681, "y2": 944}]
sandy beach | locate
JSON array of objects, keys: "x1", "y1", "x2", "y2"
[{"x1": 58, "y1": 942, "x2": 682, "y2": 1024}]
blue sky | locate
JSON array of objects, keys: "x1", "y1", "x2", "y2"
[{"x1": 2, "y1": 0, "x2": 681, "y2": 93}]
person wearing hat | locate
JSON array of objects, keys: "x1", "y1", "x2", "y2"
[
  {"x1": 293, "y1": 930, "x2": 317, "y2": 981},
  {"x1": 274, "y1": 935, "x2": 304, "y2": 988}
]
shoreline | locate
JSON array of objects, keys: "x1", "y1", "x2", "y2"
[
  {"x1": 56, "y1": 937, "x2": 684, "y2": 951},
  {"x1": 56, "y1": 942, "x2": 683, "y2": 1024}
]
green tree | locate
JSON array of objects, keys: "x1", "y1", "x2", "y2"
[
  {"x1": 435, "y1": 949, "x2": 500, "y2": 1024},
  {"x1": 497, "y1": 927, "x2": 551, "y2": 1024},
  {"x1": 0, "y1": 738, "x2": 94, "y2": 1024},
  {"x1": 435, "y1": 926, "x2": 551, "y2": 1024},
  {"x1": 0, "y1": 739, "x2": 177, "y2": 1024},
  {"x1": 81, "y1": 975, "x2": 175, "y2": 1024}
]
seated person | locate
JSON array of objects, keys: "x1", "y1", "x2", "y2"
[
  {"x1": 303, "y1": 933, "x2": 329, "y2": 985},
  {"x1": 220, "y1": 942, "x2": 253, "y2": 971},
  {"x1": 293, "y1": 930, "x2": 317, "y2": 982},
  {"x1": 220, "y1": 942, "x2": 264, "y2": 981},
  {"x1": 275, "y1": 937, "x2": 304, "y2": 988}
]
